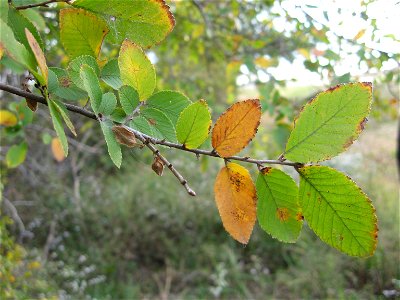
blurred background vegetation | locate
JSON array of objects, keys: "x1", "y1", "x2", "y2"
[{"x1": 1, "y1": 0, "x2": 399, "y2": 299}]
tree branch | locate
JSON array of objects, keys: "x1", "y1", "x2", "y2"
[
  {"x1": 15, "y1": 0, "x2": 69, "y2": 10},
  {"x1": 0, "y1": 83, "x2": 299, "y2": 190}
]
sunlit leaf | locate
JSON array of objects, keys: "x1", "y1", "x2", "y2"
[
  {"x1": 73, "y1": 0, "x2": 175, "y2": 48},
  {"x1": 212, "y1": 99, "x2": 261, "y2": 157},
  {"x1": 354, "y1": 29, "x2": 366, "y2": 40},
  {"x1": 59, "y1": 8, "x2": 109, "y2": 59},
  {"x1": 176, "y1": 100, "x2": 211, "y2": 149},
  {"x1": 214, "y1": 162, "x2": 257, "y2": 244},
  {"x1": 147, "y1": 90, "x2": 191, "y2": 125},
  {"x1": 256, "y1": 167, "x2": 302, "y2": 243},
  {"x1": 284, "y1": 83, "x2": 372, "y2": 163},
  {"x1": 0, "y1": 110, "x2": 18, "y2": 127},
  {"x1": 118, "y1": 85, "x2": 139, "y2": 115},
  {"x1": 6, "y1": 142, "x2": 27, "y2": 168},
  {"x1": 118, "y1": 40, "x2": 156, "y2": 100},
  {"x1": 298, "y1": 165, "x2": 378, "y2": 257},
  {"x1": 51, "y1": 137, "x2": 65, "y2": 162}
]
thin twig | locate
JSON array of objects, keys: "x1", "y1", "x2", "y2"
[{"x1": 15, "y1": 0, "x2": 68, "y2": 10}]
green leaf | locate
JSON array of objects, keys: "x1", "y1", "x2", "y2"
[
  {"x1": 48, "y1": 68, "x2": 87, "y2": 101},
  {"x1": 141, "y1": 108, "x2": 175, "y2": 141},
  {"x1": 72, "y1": 0, "x2": 175, "y2": 48},
  {"x1": 8, "y1": 7, "x2": 44, "y2": 51},
  {"x1": 80, "y1": 64, "x2": 102, "y2": 114},
  {"x1": 101, "y1": 59, "x2": 122, "y2": 89},
  {"x1": 118, "y1": 85, "x2": 139, "y2": 115},
  {"x1": 59, "y1": 8, "x2": 109, "y2": 59},
  {"x1": 68, "y1": 55, "x2": 100, "y2": 90},
  {"x1": 284, "y1": 83, "x2": 372, "y2": 163},
  {"x1": 256, "y1": 168, "x2": 302, "y2": 243},
  {"x1": 118, "y1": 40, "x2": 156, "y2": 100},
  {"x1": 100, "y1": 120, "x2": 122, "y2": 168},
  {"x1": 48, "y1": 99, "x2": 68, "y2": 157},
  {"x1": 6, "y1": 142, "x2": 28, "y2": 168},
  {"x1": 298, "y1": 166, "x2": 378, "y2": 257},
  {"x1": 147, "y1": 90, "x2": 191, "y2": 125},
  {"x1": 51, "y1": 99, "x2": 77, "y2": 136},
  {"x1": 0, "y1": 19, "x2": 37, "y2": 72},
  {"x1": 129, "y1": 115, "x2": 154, "y2": 137},
  {"x1": 176, "y1": 100, "x2": 211, "y2": 149},
  {"x1": 110, "y1": 107, "x2": 126, "y2": 123},
  {"x1": 99, "y1": 92, "x2": 117, "y2": 116},
  {"x1": 20, "y1": 9, "x2": 46, "y2": 31}
]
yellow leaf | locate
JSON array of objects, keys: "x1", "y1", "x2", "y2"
[
  {"x1": 214, "y1": 163, "x2": 257, "y2": 244},
  {"x1": 298, "y1": 48, "x2": 310, "y2": 60},
  {"x1": 354, "y1": 29, "x2": 366, "y2": 40},
  {"x1": 0, "y1": 110, "x2": 18, "y2": 126},
  {"x1": 25, "y1": 28, "x2": 48, "y2": 85},
  {"x1": 51, "y1": 137, "x2": 65, "y2": 162},
  {"x1": 212, "y1": 99, "x2": 261, "y2": 157},
  {"x1": 255, "y1": 57, "x2": 272, "y2": 68},
  {"x1": 0, "y1": 44, "x2": 3, "y2": 60}
]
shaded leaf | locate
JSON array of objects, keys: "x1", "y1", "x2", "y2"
[
  {"x1": 48, "y1": 99, "x2": 68, "y2": 157},
  {"x1": 6, "y1": 142, "x2": 27, "y2": 168},
  {"x1": 0, "y1": 110, "x2": 18, "y2": 127},
  {"x1": 109, "y1": 107, "x2": 126, "y2": 123},
  {"x1": 298, "y1": 165, "x2": 378, "y2": 257},
  {"x1": 59, "y1": 8, "x2": 109, "y2": 59},
  {"x1": 176, "y1": 100, "x2": 211, "y2": 148},
  {"x1": 51, "y1": 99, "x2": 77, "y2": 136},
  {"x1": 118, "y1": 39, "x2": 156, "y2": 100},
  {"x1": 212, "y1": 99, "x2": 261, "y2": 157},
  {"x1": 129, "y1": 115, "x2": 153, "y2": 136},
  {"x1": 214, "y1": 162, "x2": 257, "y2": 244},
  {"x1": 99, "y1": 92, "x2": 117, "y2": 116},
  {"x1": 51, "y1": 137, "x2": 65, "y2": 162},
  {"x1": 68, "y1": 55, "x2": 100, "y2": 90},
  {"x1": 118, "y1": 85, "x2": 139, "y2": 115},
  {"x1": 80, "y1": 64, "x2": 102, "y2": 114},
  {"x1": 141, "y1": 108, "x2": 175, "y2": 141},
  {"x1": 101, "y1": 59, "x2": 122, "y2": 89},
  {"x1": 100, "y1": 120, "x2": 122, "y2": 168},
  {"x1": 256, "y1": 167, "x2": 302, "y2": 243},
  {"x1": 48, "y1": 68, "x2": 87, "y2": 101},
  {"x1": 147, "y1": 90, "x2": 191, "y2": 125},
  {"x1": 284, "y1": 83, "x2": 372, "y2": 163},
  {"x1": 73, "y1": 0, "x2": 175, "y2": 48}
]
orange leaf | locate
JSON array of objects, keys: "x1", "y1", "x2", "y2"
[
  {"x1": 212, "y1": 99, "x2": 261, "y2": 157},
  {"x1": 25, "y1": 28, "x2": 48, "y2": 84},
  {"x1": 354, "y1": 29, "x2": 366, "y2": 40},
  {"x1": 214, "y1": 162, "x2": 257, "y2": 244},
  {"x1": 51, "y1": 137, "x2": 65, "y2": 162}
]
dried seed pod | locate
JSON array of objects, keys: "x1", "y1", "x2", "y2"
[
  {"x1": 112, "y1": 125, "x2": 140, "y2": 148},
  {"x1": 152, "y1": 156, "x2": 164, "y2": 176}
]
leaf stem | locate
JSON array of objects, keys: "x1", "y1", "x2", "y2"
[{"x1": 15, "y1": 0, "x2": 70, "y2": 10}]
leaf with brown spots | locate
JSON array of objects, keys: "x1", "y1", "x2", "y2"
[
  {"x1": 284, "y1": 82, "x2": 372, "y2": 163},
  {"x1": 214, "y1": 162, "x2": 257, "y2": 244},
  {"x1": 25, "y1": 28, "x2": 48, "y2": 85},
  {"x1": 212, "y1": 99, "x2": 261, "y2": 157},
  {"x1": 256, "y1": 168, "x2": 302, "y2": 243},
  {"x1": 51, "y1": 137, "x2": 65, "y2": 162},
  {"x1": 298, "y1": 165, "x2": 378, "y2": 257}
]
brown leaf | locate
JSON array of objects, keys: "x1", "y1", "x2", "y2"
[
  {"x1": 212, "y1": 99, "x2": 261, "y2": 157},
  {"x1": 25, "y1": 28, "x2": 48, "y2": 84},
  {"x1": 112, "y1": 125, "x2": 140, "y2": 148},
  {"x1": 152, "y1": 156, "x2": 164, "y2": 176},
  {"x1": 214, "y1": 162, "x2": 257, "y2": 244},
  {"x1": 51, "y1": 137, "x2": 65, "y2": 162}
]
